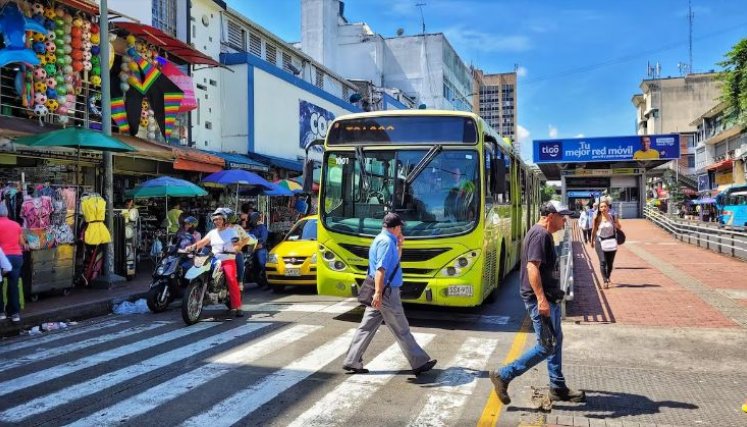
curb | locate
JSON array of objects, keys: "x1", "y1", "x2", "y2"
[{"x1": 0, "y1": 291, "x2": 149, "y2": 338}]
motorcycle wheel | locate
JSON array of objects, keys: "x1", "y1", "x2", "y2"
[
  {"x1": 147, "y1": 283, "x2": 170, "y2": 313},
  {"x1": 181, "y1": 279, "x2": 205, "y2": 325}
]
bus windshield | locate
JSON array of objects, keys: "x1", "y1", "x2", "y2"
[
  {"x1": 321, "y1": 149, "x2": 480, "y2": 238},
  {"x1": 717, "y1": 185, "x2": 747, "y2": 227}
]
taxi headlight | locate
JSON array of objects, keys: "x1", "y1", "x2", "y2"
[
  {"x1": 310, "y1": 253, "x2": 317, "y2": 264},
  {"x1": 267, "y1": 253, "x2": 278, "y2": 264},
  {"x1": 440, "y1": 250, "x2": 481, "y2": 277}
]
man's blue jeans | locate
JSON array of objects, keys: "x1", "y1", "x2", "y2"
[
  {"x1": 499, "y1": 298, "x2": 566, "y2": 389},
  {"x1": 2, "y1": 255, "x2": 23, "y2": 316}
]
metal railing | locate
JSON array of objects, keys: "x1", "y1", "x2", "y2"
[
  {"x1": 643, "y1": 205, "x2": 747, "y2": 260},
  {"x1": 558, "y1": 223, "x2": 574, "y2": 319}
]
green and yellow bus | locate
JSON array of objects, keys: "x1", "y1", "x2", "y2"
[{"x1": 311, "y1": 110, "x2": 542, "y2": 307}]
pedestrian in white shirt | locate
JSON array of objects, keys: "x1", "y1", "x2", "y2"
[{"x1": 0, "y1": 247, "x2": 11, "y2": 275}]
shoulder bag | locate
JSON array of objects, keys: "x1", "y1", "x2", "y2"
[
  {"x1": 357, "y1": 263, "x2": 400, "y2": 307},
  {"x1": 612, "y1": 214, "x2": 626, "y2": 245}
]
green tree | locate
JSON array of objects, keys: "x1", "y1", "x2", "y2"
[
  {"x1": 719, "y1": 38, "x2": 747, "y2": 124},
  {"x1": 540, "y1": 184, "x2": 556, "y2": 203}
]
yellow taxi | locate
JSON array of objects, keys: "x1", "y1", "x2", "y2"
[{"x1": 266, "y1": 215, "x2": 318, "y2": 292}]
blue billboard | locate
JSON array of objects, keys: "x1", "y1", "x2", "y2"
[{"x1": 534, "y1": 134, "x2": 680, "y2": 163}]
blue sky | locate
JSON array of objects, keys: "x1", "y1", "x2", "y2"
[{"x1": 230, "y1": 0, "x2": 747, "y2": 162}]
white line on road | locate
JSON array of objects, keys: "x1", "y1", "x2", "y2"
[
  {"x1": 409, "y1": 337, "x2": 498, "y2": 427},
  {"x1": 0, "y1": 322, "x2": 165, "y2": 373},
  {"x1": 0, "y1": 322, "x2": 268, "y2": 423},
  {"x1": 181, "y1": 329, "x2": 357, "y2": 427},
  {"x1": 0, "y1": 322, "x2": 218, "y2": 399},
  {"x1": 288, "y1": 333, "x2": 435, "y2": 427},
  {"x1": 0, "y1": 319, "x2": 130, "y2": 356},
  {"x1": 64, "y1": 324, "x2": 321, "y2": 427}
]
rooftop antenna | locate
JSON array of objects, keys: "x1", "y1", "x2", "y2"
[
  {"x1": 688, "y1": 0, "x2": 694, "y2": 73},
  {"x1": 416, "y1": 2, "x2": 426, "y2": 34}
]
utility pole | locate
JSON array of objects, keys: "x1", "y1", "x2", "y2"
[
  {"x1": 688, "y1": 0, "x2": 694, "y2": 73},
  {"x1": 416, "y1": 3, "x2": 426, "y2": 34},
  {"x1": 96, "y1": 0, "x2": 123, "y2": 287}
]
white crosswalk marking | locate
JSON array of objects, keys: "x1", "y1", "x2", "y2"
[
  {"x1": 288, "y1": 333, "x2": 435, "y2": 427},
  {"x1": 0, "y1": 322, "x2": 217, "y2": 398},
  {"x1": 408, "y1": 337, "x2": 499, "y2": 427},
  {"x1": 0, "y1": 322, "x2": 164, "y2": 373},
  {"x1": 0, "y1": 322, "x2": 269, "y2": 423},
  {"x1": 64, "y1": 324, "x2": 321, "y2": 427},
  {"x1": 0, "y1": 319, "x2": 129, "y2": 356},
  {"x1": 181, "y1": 328, "x2": 357, "y2": 427}
]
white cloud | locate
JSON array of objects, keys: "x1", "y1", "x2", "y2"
[
  {"x1": 444, "y1": 26, "x2": 532, "y2": 53},
  {"x1": 548, "y1": 125, "x2": 559, "y2": 138},
  {"x1": 575, "y1": 133, "x2": 585, "y2": 138},
  {"x1": 517, "y1": 124, "x2": 531, "y2": 144},
  {"x1": 516, "y1": 66, "x2": 528, "y2": 78}
]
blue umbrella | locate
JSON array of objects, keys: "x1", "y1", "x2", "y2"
[
  {"x1": 240, "y1": 181, "x2": 294, "y2": 197},
  {"x1": 202, "y1": 169, "x2": 275, "y2": 211}
]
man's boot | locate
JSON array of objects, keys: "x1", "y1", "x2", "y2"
[
  {"x1": 489, "y1": 370, "x2": 511, "y2": 404},
  {"x1": 549, "y1": 387, "x2": 586, "y2": 402}
]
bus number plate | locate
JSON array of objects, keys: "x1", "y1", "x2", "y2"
[
  {"x1": 447, "y1": 285, "x2": 472, "y2": 297},
  {"x1": 285, "y1": 268, "x2": 300, "y2": 277}
]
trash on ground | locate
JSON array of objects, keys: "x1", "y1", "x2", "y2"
[{"x1": 113, "y1": 299, "x2": 150, "y2": 315}]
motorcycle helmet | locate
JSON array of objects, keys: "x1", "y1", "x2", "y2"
[
  {"x1": 249, "y1": 211, "x2": 261, "y2": 227},
  {"x1": 183, "y1": 216, "x2": 198, "y2": 228},
  {"x1": 211, "y1": 207, "x2": 230, "y2": 220}
]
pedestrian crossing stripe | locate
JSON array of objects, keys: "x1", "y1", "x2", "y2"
[
  {"x1": 0, "y1": 322, "x2": 270, "y2": 423},
  {"x1": 0, "y1": 319, "x2": 130, "y2": 356},
  {"x1": 64, "y1": 324, "x2": 321, "y2": 427},
  {"x1": 0, "y1": 322, "x2": 164, "y2": 374},
  {"x1": 287, "y1": 332, "x2": 435, "y2": 427},
  {"x1": 181, "y1": 329, "x2": 358, "y2": 427}
]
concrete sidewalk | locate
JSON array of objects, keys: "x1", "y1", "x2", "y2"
[{"x1": 501, "y1": 219, "x2": 747, "y2": 427}]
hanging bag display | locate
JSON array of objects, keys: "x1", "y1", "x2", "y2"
[{"x1": 357, "y1": 263, "x2": 400, "y2": 307}]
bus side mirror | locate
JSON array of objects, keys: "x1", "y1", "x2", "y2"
[{"x1": 492, "y1": 158, "x2": 506, "y2": 194}]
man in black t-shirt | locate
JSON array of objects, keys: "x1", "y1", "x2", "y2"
[{"x1": 489, "y1": 201, "x2": 586, "y2": 405}]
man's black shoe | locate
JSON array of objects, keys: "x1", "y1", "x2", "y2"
[
  {"x1": 343, "y1": 365, "x2": 369, "y2": 374},
  {"x1": 412, "y1": 359, "x2": 437, "y2": 376},
  {"x1": 549, "y1": 387, "x2": 586, "y2": 402},
  {"x1": 489, "y1": 370, "x2": 511, "y2": 404}
]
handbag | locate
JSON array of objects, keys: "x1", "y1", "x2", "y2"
[
  {"x1": 616, "y1": 228, "x2": 626, "y2": 245},
  {"x1": 600, "y1": 236, "x2": 618, "y2": 252},
  {"x1": 357, "y1": 263, "x2": 400, "y2": 307}
]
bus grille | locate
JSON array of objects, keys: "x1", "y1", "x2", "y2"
[
  {"x1": 339, "y1": 244, "x2": 448, "y2": 262},
  {"x1": 354, "y1": 278, "x2": 427, "y2": 299}
]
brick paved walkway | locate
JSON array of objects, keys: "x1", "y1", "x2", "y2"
[{"x1": 566, "y1": 219, "x2": 745, "y2": 329}]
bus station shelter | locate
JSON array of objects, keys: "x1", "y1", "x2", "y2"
[{"x1": 534, "y1": 134, "x2": 681, "y2": 218}]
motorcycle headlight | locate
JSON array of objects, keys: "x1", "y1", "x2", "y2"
[
  {"x1": 440, "y1": 250, "x2": 481, "y2": 277},
  {"x1": 310, "y1": 253, "x2": 317, "y2": 264},
  {"x1": 267, "y1": 253, "x2": 278, "y2": 264},
  {"x1": 156, "y1": 266, "x2": 165, "y2": 275}
]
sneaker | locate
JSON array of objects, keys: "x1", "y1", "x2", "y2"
[
  {"x1": 549, "y1": 387, "x2": 586, "y2": 402},
  {"x1": 412, "y1": 359, "x2": 437, "y2": 376},
  {"x1": 342, "y1": 365, "x2": 369, "y2": 374},
  {"x1": 0, "y1": 313, "x2": 6, "y2": 321},
  {"x1": 10, "y1": 313, "x2": 20, "y2": 324},
  {"x1": 489, "y1": 370, "x2": 511, "y2": 404}
]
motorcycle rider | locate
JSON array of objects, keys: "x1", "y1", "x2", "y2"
[
  {"x1": 186, "y1": 208, "x2": 246, "y2": 317},
  {"x1": 175, "y1": 216, "x2": 200, "y2": 269},
  {"x1": 247, "y1": 211, "x2": 269, "y2": 290}
]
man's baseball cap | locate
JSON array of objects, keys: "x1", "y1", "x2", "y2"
[
  {"x1": 383, "y1": 212, "x2": 405, "y2": 228},
  {"x1": 540, "y1": 200, "x2": 573, "y2": 217}
]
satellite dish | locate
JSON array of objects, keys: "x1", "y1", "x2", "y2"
[{"x1": 396, "y1": 28, "x2": 405, "y2": 36}]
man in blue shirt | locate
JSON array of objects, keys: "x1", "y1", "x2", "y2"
[
  {"x1": 342, "y1": 212, "x2": 437, "y2": 375},
  {"x1": 248, "y1": 212, "x2": 269, "y2": 289}
]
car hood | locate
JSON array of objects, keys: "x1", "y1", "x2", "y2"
[{"x1": 270, "y1": 240, "x2": 317, "y2": 258}]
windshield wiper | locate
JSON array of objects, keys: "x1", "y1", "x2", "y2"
[
  {"x1": 405, "y1": 144, "x2": 443, "y2": 185},
  {"x1": 355, "y1": 146, "x2": 371, "y2": 197}
]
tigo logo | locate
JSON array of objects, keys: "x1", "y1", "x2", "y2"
[{"x1": 538, "y1": 142, "x2": 562, "y2": 160}]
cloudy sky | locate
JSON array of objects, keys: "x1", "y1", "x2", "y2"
[{"x1": 232, "y1": 0, "x2": 747, "y2": 162}]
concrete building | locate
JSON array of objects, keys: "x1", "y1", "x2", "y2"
[
  {"x1": 691, "y1": 102, "x2": 747, "y2": 193},
  {"x1": 472, "y1": 69, "x2": 518, "y2": 149},
  {"x1": 300, "y1": 0, "x2": 473, "y2": 112}
]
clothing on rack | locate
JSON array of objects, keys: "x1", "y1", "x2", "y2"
[
  {"x1": 81, "y1": 194, "x2": 112, "y2": 245},
  {"x1": 21, "y1": 196, "x2": 53, "y2": 229}
]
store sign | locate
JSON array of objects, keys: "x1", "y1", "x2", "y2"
[
  {"x1": 534, "y1": 134, "x2": 680, "y2": 163},
  {"x1": 300, "y1": 100, "x2": 334, "y2": 152},
  {"x1": 561, "y1": 168, "x2": 643, "y2": 176},
  {"x1": 567, "y1": 190, "x2": 601, "y2": 198},
  {"x1": 697, "y1": 174, "x2": 710, "y2": 192},
  {"x1": 715, "y1": 171, "x2": 733, "y2": 185}
]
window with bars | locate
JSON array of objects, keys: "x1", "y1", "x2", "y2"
[
  {"x1": 265, "y1": 43, "x2": 277, "y2": 65},
  {"x1": 282, "y1": 52, "x2": 292, "y2": 72},
  {"x1": 315, "y1": 68, "x2": 324, "y2": 88},
  {"x1": 152, "y1": 0, "x2": 177, "y2": 36},
  {"x1": 249, "y1": 33, "x2": 262, "y2": 57},
  {"x1": 226, "y1": 20, "x2": 246, "y2": 51}
]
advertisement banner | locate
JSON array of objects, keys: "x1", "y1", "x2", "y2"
[
  {"x1": 697, "y1": 174, "x2": 710, "y2": 192},
  {"x1": 534, "y1": 134, "x2": 680, "y2": 163},
  {"x1": 300, "y1": 100, "x2": 334, "y2": 152}
]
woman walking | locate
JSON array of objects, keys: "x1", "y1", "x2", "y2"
[
  {"x1": 0, "y1": 201, "x2": 25, "y2": 323},
  {"x1": 578, "y1": 206, "x2": 592, "y2": 244},
  {"x1": 590, "y1": 200, "x2": 622, "y2": 288}
]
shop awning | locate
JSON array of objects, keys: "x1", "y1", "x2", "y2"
[
  {"x1": 706, "y1": 159, "x2": 733, "y2": 171},
  {"x1": 113, "y1": 22, "x2": 221, "y2": 66},
  {"x1": 173, "y1": 147, "x2": 224, "y2": 173},
  {"x1": 205, "y1": 151, "x2": 268, "y2": 172},
  {"x1": 245, "y1": 152, "x2": 304, "y2": 173},
  {"x1": 58, "y1": 0, "x2": 99, "y2": 15},
  {"x1": 115, "y1": 135, "x2": 175, "y2": 162}
]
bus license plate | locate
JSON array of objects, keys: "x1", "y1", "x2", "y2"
[
  {"x1": 285, "y1": 268, "x2": 300, "y2": 277},
  {"x1": 447, "y1": 285, "x2": 473, "y2": 297}
]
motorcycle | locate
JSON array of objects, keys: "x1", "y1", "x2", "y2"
[
  {"x1": 146, "y1": 245, "x2": 191, "y2": 313},
  {"x1": 181, "y1": 237, "x2": 257, "y2": 325}
]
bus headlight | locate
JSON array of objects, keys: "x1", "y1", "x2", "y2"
[
  {"x1": 319, "y1": 246, "x2": 347, "y2": 271},
  {"x1": 267, "y1": 253, "x2": 278, "y2": 264},
  {"x1": 440, "y1": 250, "x2": 481, "y2": 277}
]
